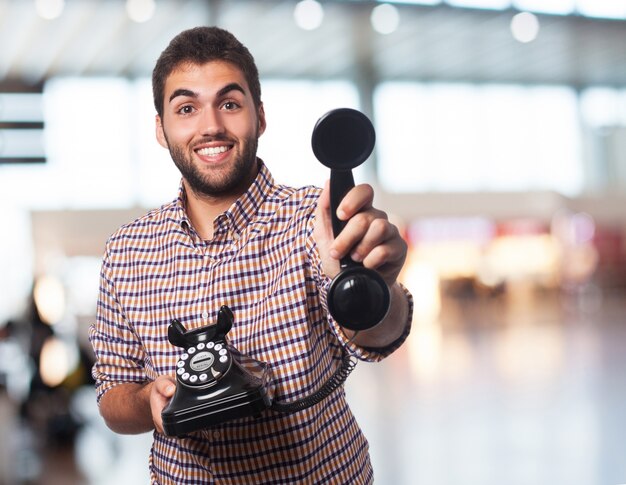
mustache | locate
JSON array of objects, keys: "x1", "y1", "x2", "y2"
[{"x1": 191, "y1": 135, "x2": 234, "y2": 149}]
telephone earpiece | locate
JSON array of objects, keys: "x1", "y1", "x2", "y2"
[{"x1": 312, "y1": 108, "x2": 390, "y2": 331}]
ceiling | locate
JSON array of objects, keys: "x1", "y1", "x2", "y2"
[
  {"x1": 1, "y1": 0, "x2": 625, "y2": 92},
  {"x1": 7, "y1": 0, "x2": 625, "y2": 273}
]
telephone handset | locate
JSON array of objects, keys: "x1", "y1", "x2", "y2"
[
  {"x1": 312, "y1": 108, "x2": 391, "y2": 331},
  {"x1": 161, "y1": 306, "x2": 274, "y2": 437}
]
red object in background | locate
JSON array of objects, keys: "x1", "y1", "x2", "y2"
[
  {"x1": 496, "y1": 219, "x2": 549, "y2": 237},
  {"x1": 592, "y1": 225, "x2": 626, "y2": 286},
  {"x1": 593, "y1": 226, "x2": 624, "y2": 266}
]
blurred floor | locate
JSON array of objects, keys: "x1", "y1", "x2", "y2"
[
  {"x1": 349, "y1": 284, "x2": 626, "y2": 485},
  {"x1": 2, "y1": 285, "x2": 625, "y2": 484}
]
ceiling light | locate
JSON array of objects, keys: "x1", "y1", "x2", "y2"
[
  {"x1": 294, "y1": 0, "x2": 324, "y2": 31},
  {"x1": 35, "y1": 0, "x2": 65, "y2": 20},
  {"x1": 126, "y1": 0, "x2": 156, "y2": 23},
  {"x1": 371, "y1": 4, "x2": 400, "y2": 34},
  {"x1": 510, "y1": 11, "x2": 540, "y2": 43}
]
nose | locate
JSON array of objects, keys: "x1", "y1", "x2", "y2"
[{"x1": 199, "y1": 108, "x2": 226, "y2": 137}]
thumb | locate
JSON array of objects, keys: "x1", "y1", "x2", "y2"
[
  {"x1": 314, "y1": 180, "x2": 341, "y2": 279},
  {"x1": 164, "y1": 382, "x2": 176, "y2": 397},
  {"x1": 151, "y1": 376, "x2": 176, "y2": 434},
  {"x1": 157, "y1": 376, "x2": 176, "y2": 397},
  {"x1": 316, "y1": 179, "x2": 331, "y2": 216},
  {"x1": 315, "y1": 180, "x2": 334, "y2": 244}
]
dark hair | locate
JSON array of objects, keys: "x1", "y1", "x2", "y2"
[{"x1": 152, "y1": 26, "x2": 261, "y2": 117}]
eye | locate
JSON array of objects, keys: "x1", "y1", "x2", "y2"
[
  {"x1": 177, "y1": 105, "x2": 195, "y2": 115},
  {"x1": 222, "y1": 101, "x2": 240, "y2": 111}
]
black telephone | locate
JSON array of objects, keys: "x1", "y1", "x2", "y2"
[
  {"x1": 161, "y1": 108, "x2": 386, "y2": 437},
  {"x1": 161, "y1": 306, "x2": 274, "y2": 437},
  {"x1": 161, "y1": 304, "x2": 358, "y2": 437}
]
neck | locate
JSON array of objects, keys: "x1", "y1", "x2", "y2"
[
  {"x1": 183, "y1": 167, "x2": 257, "y2": 240},
  {"x1": 184, "y1": 184, "x2": 234, "y2": 240}
]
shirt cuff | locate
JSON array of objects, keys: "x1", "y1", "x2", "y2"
[{"x1": 322, "y1": 278, "x2": 413, "y2": 363}]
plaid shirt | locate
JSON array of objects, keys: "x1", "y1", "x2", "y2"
[{"x1": 90, "y1": 161, "x2": 412, "y2": 484}]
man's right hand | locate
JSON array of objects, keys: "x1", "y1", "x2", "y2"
[
  {"x1": 150, "y1": 375, "x2": 177, "y2": 434},
  {"x1": 99, "y1": 376, "x2": 176, "y2": 435}
]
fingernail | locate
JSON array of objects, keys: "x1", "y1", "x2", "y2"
[{"x1": 351, "y1": 251, "x2": 362, "y2": 262}]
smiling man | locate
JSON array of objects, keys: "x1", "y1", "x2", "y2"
[{"x1": 89, "y1": 26, "x2": 413, "y2": 484}]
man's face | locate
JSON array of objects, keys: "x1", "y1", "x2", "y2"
[{"x1": 156, "y1": 60, "x2": 266, "y2": 199}]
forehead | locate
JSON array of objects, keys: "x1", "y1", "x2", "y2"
[{"x1": 164, "y1": 60, "x2": 249, "y2": 95}]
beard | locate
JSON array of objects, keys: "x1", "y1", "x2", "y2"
[{"x1": 166, "y1": 131, "x2": 259, "y2": 199}]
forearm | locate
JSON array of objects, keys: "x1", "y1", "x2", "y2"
[
  {"x1": 99, "y1": 381, "x2": 155, "y2": 434},
  {"x1": 346, "y1": 282, "x2": 411, "y2": 349}
]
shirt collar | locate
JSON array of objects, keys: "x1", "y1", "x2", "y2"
[
  {"x1": 228, "y1": 159, "x2": 275, "y2": 236},
  {"x1": 174, "y1": 181, "x2": 192, "y2": 231},
  {"x1": 174, "y1": 159, "x2": 275, "y2": 238}
]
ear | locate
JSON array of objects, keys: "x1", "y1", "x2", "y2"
[
  {"x1": 257, "y1": 103, "x2": 267, "y2": 137},
  {"x1": 155, "y1": 114, "x2": 168, "y2": 148}
]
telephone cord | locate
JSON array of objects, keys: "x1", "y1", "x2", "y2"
[{"x1": 270, "y1": 351, "x2": 357, "y2": 413}]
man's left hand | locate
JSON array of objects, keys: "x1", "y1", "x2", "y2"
[{"x1": 313, "y1": 181, "x2": 407, "y2": 287}]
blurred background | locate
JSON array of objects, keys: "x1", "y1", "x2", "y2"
[{"x1": 1, "y1": 0, "x2": 626, "y2": 484}]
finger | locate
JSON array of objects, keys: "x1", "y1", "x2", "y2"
[
  {"x1": 155, "y1": 375, "x2": 176, "y2": 398},
  {"x1": 336, "y1": 184, "x2": 375, "y2": 221},
  {"x1": 314, "y1": 180, "x2": 334, "y2": 237},
  {"x1": 361, "y1": 235, "x2": 407, "y2": 272},
  {"x1": 330, "y1": 209, "x2": 388, "y2": 259},
  {"x1": 362, "y1": 242, "x2": 408, "y2": 288},
  {"x1": 151, "y1": 377, "x2": 176, "y2": 434},
  {"x1": 349, "y1": 218, "x2": 397, "y2": 263},
  {"x1": 318, "y1": 179, "x2": 331, "y2": 213}
]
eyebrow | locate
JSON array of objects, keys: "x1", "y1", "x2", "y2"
[
  {"x1": 217, "y1": 82, "x2": 246, "y2": 98},
  {"x1": 168, "y1": 83, "x2": 247, "y2": 104},
  {"x1": 169, "y1": 88, "x2": 196, "y2": 103}
]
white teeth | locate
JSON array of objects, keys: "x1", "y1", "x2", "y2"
[{"x1": 197, "y1": 145, "x2": 229, "y2": 156}]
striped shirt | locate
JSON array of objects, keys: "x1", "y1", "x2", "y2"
[{"x1": 90, "y1": 161, "x2": 412, "y2": 484}]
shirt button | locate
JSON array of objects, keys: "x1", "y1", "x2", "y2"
[
  {"x1": 201, "y1": 311, "x2": 209, "y2": 320},
  {"x1": 212, "y1": 431, "x2": 221, "y2": 439}
]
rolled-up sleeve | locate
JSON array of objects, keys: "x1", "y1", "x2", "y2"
[{"x1": 89, "y1": 247, "x2": 146, "y2": 404}]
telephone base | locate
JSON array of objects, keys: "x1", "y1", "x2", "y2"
[
  {"x1": 162, "y1": 386, "x2": 271, "y2": 437},
  {"x1": 161, "y1": 308, "x2": 275, "y2": 437},
  {"x1": 162, "y1": 360, "x2": 273, "y2": 437}
]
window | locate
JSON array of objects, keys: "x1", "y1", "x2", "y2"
[{"x1": 374, "y1": 82, "x2": 583, "y2": 194}]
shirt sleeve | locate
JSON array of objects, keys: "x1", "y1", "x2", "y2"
[{"x1": 89, "y1": 246, "x2": 147, "y2": 404}]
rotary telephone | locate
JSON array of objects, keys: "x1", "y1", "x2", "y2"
[
  {"x1": 161, "y1": 305, "x2": 356, "y2": 437},
  {"x1": 161, "y1": 306, "x2": 274, "y2": 437},
  {"x1": 161, "y1": 108, "x2": 391, "y2": 437}
]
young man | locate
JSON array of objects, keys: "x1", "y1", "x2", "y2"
[{"x1": 90, "y1": 26, "x2": 413, "y2": 484}]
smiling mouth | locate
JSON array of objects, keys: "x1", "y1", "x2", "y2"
[{"x1": 196, "y1": 145, "x2": 232, "y2": 156}]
